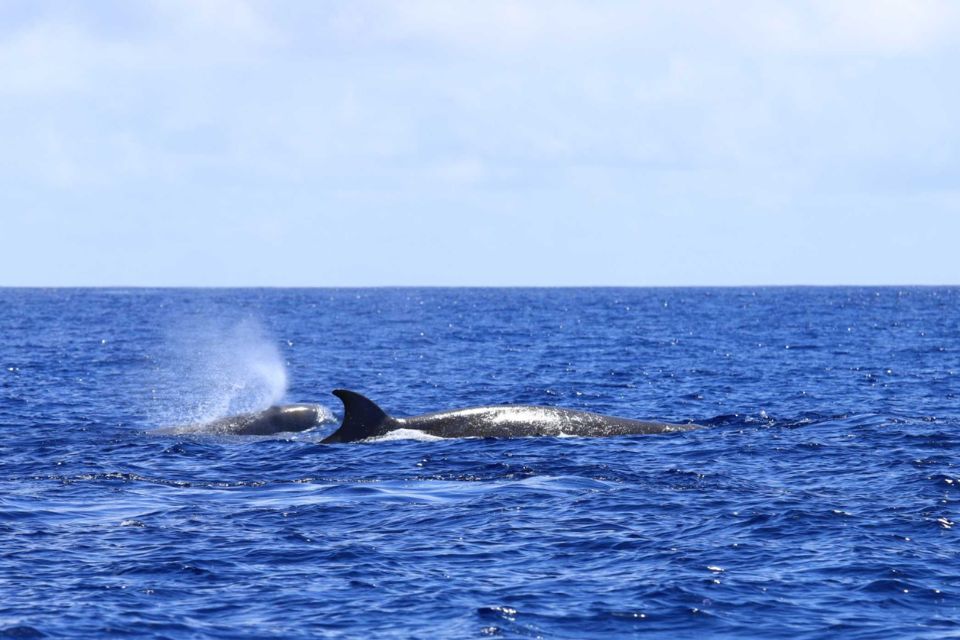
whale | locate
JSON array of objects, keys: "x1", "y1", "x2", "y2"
[
  {"x1": 155, "y1": 404, "x2": 325, "y2": 436},
  {"x1": 321, "y1": 390, "x2": 701, "y2": 443}
]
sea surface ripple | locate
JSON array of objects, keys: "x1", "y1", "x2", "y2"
[{"x1": 0, "y1": 288, "x2": 958, "y2": 638}]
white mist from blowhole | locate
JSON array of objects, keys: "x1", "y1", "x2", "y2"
[{"x1": 152, "y1": 318, "x2": 290, "y2": 427}]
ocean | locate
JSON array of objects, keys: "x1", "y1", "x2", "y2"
[{"x1": 1, "y1": 287, "x2": 957, "y2": 638}]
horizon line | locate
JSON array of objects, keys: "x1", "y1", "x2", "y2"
[{"x1": 1, "y1": 284, "x2": 958, "y2": 290}]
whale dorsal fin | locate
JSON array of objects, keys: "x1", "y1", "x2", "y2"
[{"x1": 322, "y1": 390, "x2": 392, "y2": 443}]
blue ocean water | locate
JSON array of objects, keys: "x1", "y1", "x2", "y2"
[{"x1": 1, "y1": 287, "x2": 958, "y2": 639}]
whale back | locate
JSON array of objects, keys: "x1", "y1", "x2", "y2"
[
  {"x1": 322, "y1": 390, "x2": 394, "y2": 443},
  {"x1": 248, "y1": 405, "x2": 321, "y2": 435},
  {"x1": 321, "y1": 390, "x2": 700, "y2": 442},
  {"x1": 153, "y1": 403, "x2": 323, "y2": 436}
]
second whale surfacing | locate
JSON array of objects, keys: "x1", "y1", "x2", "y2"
[
  {"x1": 155, "y1": 404, "x2": 326, "y2": 436},
  {"x1": 321, "y1": 390, "x2": 702, "y2": 443}
]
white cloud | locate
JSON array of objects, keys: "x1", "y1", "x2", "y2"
[
  {"x1": 740, "y1": 0, "x2": 960, "y2": 55},
  {"x1": 315, "y1": 0, "x2": 960, "y2": 57},
  {"x1": 148, "y1": 0, "x2": 278, "y2": 45},
  {"x1": 0, "y1": 21, "x2": 118, "y2": 96},
  {"x1": 1, "y1": 1, "x2": 958, "y2": 207}
]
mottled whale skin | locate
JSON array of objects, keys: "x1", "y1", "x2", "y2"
[
  {"x1": 321, "y1": 390, "x2": 701, "y2": 443},
  {"x1": 156, "y1": 404, "x2": 324, "y2": 436}
]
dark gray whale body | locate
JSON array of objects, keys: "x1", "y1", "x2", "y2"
[
  {"x1": 322, "y1": 390, "x2": 701, "y2": 443},
  {"x1": 156, "y1": 404, "x2": 324, "y2": 436}
]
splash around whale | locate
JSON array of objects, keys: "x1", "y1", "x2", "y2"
[{"x1": 321, "y1": 390, "x2": 702, "y2": 443}]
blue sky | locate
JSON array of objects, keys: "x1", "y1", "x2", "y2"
[{"x1": 2, "y1": 1, "x2": 959, "y2": 286}]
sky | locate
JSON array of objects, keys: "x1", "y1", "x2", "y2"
[{"x1": 1, "y1": 0, "x2": 959, "y2": 286}]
